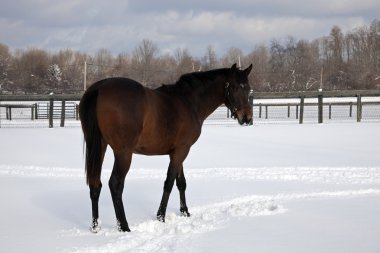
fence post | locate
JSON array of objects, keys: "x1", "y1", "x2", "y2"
[
  {"x1": 249, "y1": 96, "x2": 254, "y2": 125},
  {"x1": 299, "y1": 96, "x2": 304, "y2": 124},
  {"x1": 76, "y1": 104, "x2": 79, "y2": 120},
  {"x1": 265, "y1": 105, "x2": 268, "y2": 119},
  {"x1": 287, "y1": 104, "x2": 290, "y2": 118},
  {"x1": 318, "y1": 93, "x2": 323, "y2": 124},
  {"x1": 6, "y1": 106, "x2": 11, "y2": 120},
  {"x1": 49, "y1": 97, "x2": 54, "y2": 128},
  {"x1": 349, "y1": 102, "x2": 353, "y2": 117},
  {"x1": 259, "y1": 103, "x2": 262, "y2": 118},
  {"x1": 249, "y1": 94, "x2": 253, "y2": 108},
  {"x1": 357, "y1": 94, "x2": 362, "y2": 122},
  {"x1": 296, "y1": 105, "x2": 299, "y2": 119},
  {"x1": 329, "y1": 104, "x2": 332, "y2": 119},
  {"x1": 60, "y1": 99, "x2": 66, "y2": 127},
  {"x1": 31, "y1": 106, "x2": 34, "y2": 120},
  {"x1": 34, "y1": 103, "x2": 38, "y2": 119}
]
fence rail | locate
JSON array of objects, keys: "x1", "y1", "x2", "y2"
[{"x1": 1, "y1": 90, "x2": 380, "y2": 127}]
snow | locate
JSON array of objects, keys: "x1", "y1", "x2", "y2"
[{"x1": 0, "y1": 123, "x2": 380, "y2": 253}]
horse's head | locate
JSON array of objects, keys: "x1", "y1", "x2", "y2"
[{"x1": 225, "y1": 63, "x2": 253, "y2": 125}]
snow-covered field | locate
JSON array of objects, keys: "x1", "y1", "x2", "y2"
[{"x1": 1, "y1": 123, "x2": 380, "y2": 253}]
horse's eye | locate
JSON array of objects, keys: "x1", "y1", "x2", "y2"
[{"x1": 240, "y1": 83, "x2": 245, "y2": 88}]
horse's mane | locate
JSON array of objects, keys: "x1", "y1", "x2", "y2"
[{"x1": 155, "y1": 68, "x2": 228, "y2": 95}]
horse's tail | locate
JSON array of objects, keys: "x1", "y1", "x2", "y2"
[{"x1": 79, "y1": 84, "x2": 103, "y2": 187}]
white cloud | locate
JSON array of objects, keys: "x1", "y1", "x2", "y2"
[{"x1": 0, "y1": 0, "x2": 378, "y2": 56}]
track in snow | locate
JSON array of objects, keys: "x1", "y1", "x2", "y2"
[{"x1": 62, "y1": 189, "x2": 380, "y2": 253}]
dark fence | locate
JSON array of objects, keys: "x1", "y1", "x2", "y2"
[
  {"x1": 1, "y1": 90, "x2": 380, "y2": 127},
  {"x1": 0, "y1": 94, "x2": 81, "y2": 128},
  {"x1": 249, "y1": 90, "x2": 380, "y2": 124}
]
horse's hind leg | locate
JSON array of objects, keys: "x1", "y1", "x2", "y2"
[
  {"x1": 90, "y1": 183, "x2": 102, "y2": 232},
  {"x1": 109, "y1": 151, "x2": 132, "y2": 232},
  {"x1": 176, "y1": 167, "x2": 191, "y2": 217},
  {"x1": 89, "y1": 140, "x2": 107, "y2": 233}
]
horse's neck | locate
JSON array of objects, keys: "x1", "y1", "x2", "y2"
[{"x1": 187, "y1": 78, "x2": 226, "y2": 122}]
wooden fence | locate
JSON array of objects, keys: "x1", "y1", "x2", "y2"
[
  {"x1": 1, "y1": 90, "x2": 380, "y2": 127},
  {"x1": 250, "y1": 90, "x2": 380, "y2": 124},
  {"x1": 0, "y1": 94, "x2": 81, "y2": 128}
]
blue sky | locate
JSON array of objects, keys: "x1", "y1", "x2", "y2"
[{"x1": 0, "y1": 0, "x2": 379, "y2": 57}]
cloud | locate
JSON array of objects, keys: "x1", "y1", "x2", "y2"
[{"x1": 0, "y1": 0, "x2": 378, "y2": 56}]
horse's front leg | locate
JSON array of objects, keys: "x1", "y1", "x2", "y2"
[
  {"x1": 157, "y1": 149, "x2": 190, "y2": 222},
  {"x1": 157, "y1": 167, "x2": 176, "y2": 222}
]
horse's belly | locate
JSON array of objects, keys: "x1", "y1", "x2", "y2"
[{"x1": 133, "y1": 143, "x2": 172, "y2": 156}]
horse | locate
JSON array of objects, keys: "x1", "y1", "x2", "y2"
[{"x1": 79, "y1": 63, "x2": 253, "y2": 233}]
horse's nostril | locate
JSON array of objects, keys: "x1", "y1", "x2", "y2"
[{"x1": 242, "y1": 115, "x2": 253, "y2": 125}]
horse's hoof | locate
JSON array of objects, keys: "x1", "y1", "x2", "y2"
[
  {"x1": 90, "y1": 219, "x2": 101, "y2": 233},
  {"x1": 117, "y1": 220, "x2": 131, "y2": 232},
  {"x1": 180, "y1": 208, "x2": 191, "y2": 217},
  {"x1": 157, "y1": 214, "x2": 165, "y2": 223},
  {"x1": 181, "y1": 210, "x2": 191, "y2": 217},
  {"x1": 118, "y1": 226, "x2": 131, "y2": 232}
]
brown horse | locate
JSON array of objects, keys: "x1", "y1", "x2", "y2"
[{"x1": 79, "y1": 63, "x2": 253, "y2": 232}]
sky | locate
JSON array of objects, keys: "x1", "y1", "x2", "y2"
[{"x1": 0, "y1": 0, "x2": 379, "y2": 57}]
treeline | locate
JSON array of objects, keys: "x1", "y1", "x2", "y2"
[{"x1": 0, "y1": 20, "x2": 379, "y2": 94}]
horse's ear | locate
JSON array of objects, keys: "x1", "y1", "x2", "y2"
[
  {"x1": 231, "y1": 63, "x2": 237, "y2": 70},
  {"x1": 244, "y1": 64, "x2": 253, "y2": 75}
]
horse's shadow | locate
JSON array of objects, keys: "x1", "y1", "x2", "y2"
[{"x1": 32, "y1": 179, "x2": 165, "y2": 231}]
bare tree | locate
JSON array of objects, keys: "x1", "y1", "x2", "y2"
[
  {"x1": 174, "y1": 47, "x2": 194, "y2": 75},
  {"x1": 0, "y1": 43, "x2": 12, "y2": 93},
  {"x1": 221, "y1": 47, "x2": 244, "y2": 67},
  {"x1": 246, "y1": 45, "x2": 270, "y2": 90},
  {"x1": 112, "y1": 52, "x2": 130, "y2": 77},
  {"x1": 11, "y1": 48, "x2": 50, "y2": 92},
  {"x1": 268, "y1": 39, "x2": 287, "y2": 91},
  {"x1": 202, "y1": 45, "x2": 218, "y2": 70},
  {"x1": 131, "y1": 39, "x2": 159, "y2": 86}
]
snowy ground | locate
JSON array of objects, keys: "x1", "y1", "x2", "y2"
[{"x1": 0, "y1": 123, "x2": 380, "y2": 253}]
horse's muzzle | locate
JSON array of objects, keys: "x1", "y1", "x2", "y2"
[{"x1": 236, "y1": 108, "x2": 253, "y2": 126}]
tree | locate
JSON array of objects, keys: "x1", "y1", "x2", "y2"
[
  {"x1": 325, "y1": 26, "x2": 346, "y2": 89},
  {"x1": 221, "y1": 47, "x2": 244, "y2": 67},
  {"x1": 246, "y1": 45, "x2": 270, "y2": 90},
  {"x1": 12, "y1": 48, "x2": 50, "y2": 92},
  {"x1": 131, "y1": 39, "x2": 159, "y2": 86},
  {"x1": 174, "y1": 48, "x2": 194, "y2": 75},
  {"x1": 202, "y1": 45, "x2": 218, "y2": 70},
  {"x1": 47, "y1": 64, "x2": 62, "y2": 91},
  {"x1": 93, "y1": 48, "x2": 113, "y2": 81},
  {"x1": 112, "y1": 52, "x2": 130, "y2": 77},
  {"x1": 0, "y1": 43, "x2": 12, "y2": 93},
  {"x1": 269, "y1": 39, "x2": 287, "y2": 91}
]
